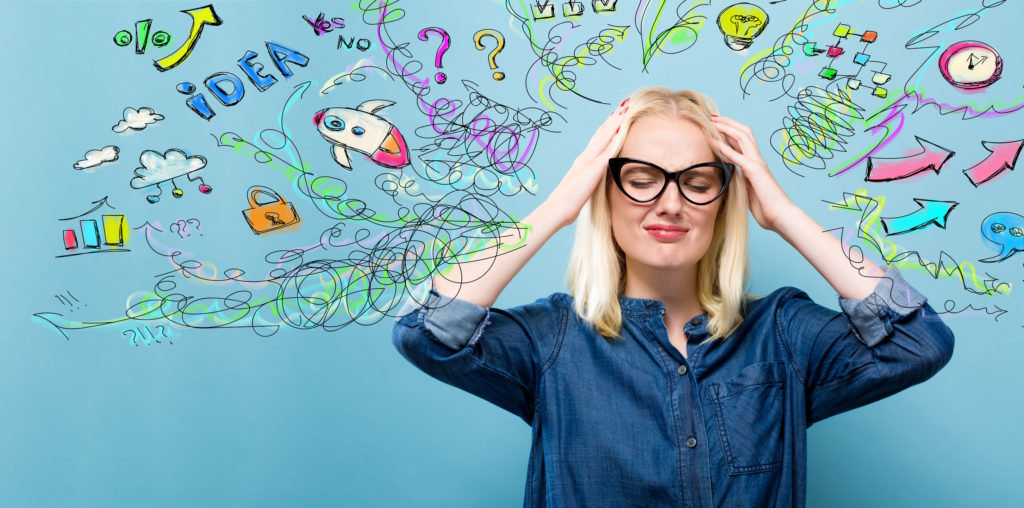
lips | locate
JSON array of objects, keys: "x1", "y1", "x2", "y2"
[
  {"x1": 644, "y1": 224, "x2": 689, "y2": 232},
  {"x1": 644, "y1": 224, "x2": 689, "y2": 240}
]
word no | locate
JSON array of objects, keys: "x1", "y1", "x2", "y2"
[
  {"x1": 338, "y1": 35, "x2": 371, "y2": 51},
  {"x1": 303, "y1": 13, "x2": 345, "y2": 35},
  {"x1": 176, "y1": 42, "x2": 310, "y2": 120}
]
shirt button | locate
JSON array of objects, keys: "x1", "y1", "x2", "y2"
[
  {"x1": 690, "y1": 316, "x2": 703, "y2": 326},
  {"x1": 677, "y1": 364, "x2": 688, "y2": 376},
  {"x1": 686, "y1": 436, "x2": 697, "y2": 448}
]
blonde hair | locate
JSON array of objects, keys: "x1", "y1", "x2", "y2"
[{"x1": 566, "y1": 87, "x2": 751, "y2": 343}]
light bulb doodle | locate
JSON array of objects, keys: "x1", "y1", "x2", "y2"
[
  {"x1": 129, "y1": 149, "x2": 213, "y2": 203},
  {"x1": 939, "y1": 41, "x2": 1002, "y2": 90},
  {"x1": 474, "y1": 29, "x2": 506, "y2": 81},
  {"x1": 717, "y1": 3, "x2": 768, "y2": 51}
]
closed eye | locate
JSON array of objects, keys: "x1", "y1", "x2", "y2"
[{"x1": 627, "y1": 180, "x2": 658, "y2": 187}]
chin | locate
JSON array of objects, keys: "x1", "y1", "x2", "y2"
[{"x1": 634, "y1": 253, "x2": 698, "y2": 271}]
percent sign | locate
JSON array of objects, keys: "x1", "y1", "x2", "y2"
[
  {"x1": 114, "y1": 19, "x2": 172, "y2": 54},
  {"x1": 111, "y1": 5, "x2": 222, "y2": 72}
]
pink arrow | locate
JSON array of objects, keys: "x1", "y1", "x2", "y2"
[
  {"x1": 963, "y1": 139, "x2": 1024, "y2": 187},
  {"x1": 865, "y1": 136, "x2": 955, "y2": 182}
]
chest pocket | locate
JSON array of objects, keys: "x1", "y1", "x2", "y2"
[{"x1": 707, "y1": 361, "x2": 787, "y2": 476}]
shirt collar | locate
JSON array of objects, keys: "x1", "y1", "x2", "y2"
[{"x1": 618, "y1": 294, "x2": 711, "y2": 338}]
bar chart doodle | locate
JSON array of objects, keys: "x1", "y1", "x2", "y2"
[{"x1": 57, "y1": 196, "x2": 130, "y2": 258}]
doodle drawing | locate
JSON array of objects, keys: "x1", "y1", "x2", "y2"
[
  {"x1": 242, "y1": 186, "x2": 301, "y2": 235},
  {"x1": 314, "y1": 100, "x2": 411, "y2": 170},
  {"x1": 130, "y1": 149, "x2": 213, "y2": 203}
]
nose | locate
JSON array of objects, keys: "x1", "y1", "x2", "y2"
[{"x1": 652, "y1": 179, "x2": 687, "y2": 216}]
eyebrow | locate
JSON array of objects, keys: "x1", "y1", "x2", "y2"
[{"x1": 617, "y1": 158, "x2": 721, "y2": 172}]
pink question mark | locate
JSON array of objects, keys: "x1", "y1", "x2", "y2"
[{"x1": 418, "y1": 27, "x2": 451, "y2": 84}]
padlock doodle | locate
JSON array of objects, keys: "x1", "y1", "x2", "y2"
[{"x1": 242, "y1": 185, "x2": 301, "y2": 234}]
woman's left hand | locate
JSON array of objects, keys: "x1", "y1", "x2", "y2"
[{"x1": 710, "y1": 115, "x2": 794, "y2": 232}]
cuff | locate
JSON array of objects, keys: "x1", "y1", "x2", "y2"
[
  {"x1": 394, "y1": 289, "x2": 490, "y2": 350},
  {"x1": 838, "y1": 266, "x2": 927, "y2": 348}
]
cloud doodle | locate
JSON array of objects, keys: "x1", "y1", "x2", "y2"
[
  {"x1": 112, "y1": 106, "x2": 165, "y2": 133},
  {"x1": 73, "y1": 145, "x2": 119, "y2": 171},
  {"x1": 130, "y1": 149, "x2": 207, "y2": 187}
]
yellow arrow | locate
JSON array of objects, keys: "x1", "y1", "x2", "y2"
[{"x1": 154, "y1": 4, "x2": 223, "y2": 72}]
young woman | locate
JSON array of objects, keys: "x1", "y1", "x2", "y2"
[{"x1": 392, "y1": 87, "x2": 954, "y2": 507}]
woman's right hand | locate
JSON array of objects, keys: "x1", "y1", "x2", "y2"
[{"x1": 543, "y1": 101, "x2": 630, "y2": 228}]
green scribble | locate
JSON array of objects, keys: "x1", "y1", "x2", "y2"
[
  {"x1": 638, "y1": 0, "x2": 709, "y2": 69},
  {"x1": 828, "y1": 189, "x2": 1011, "y2": 296}
]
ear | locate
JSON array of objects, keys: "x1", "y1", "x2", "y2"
[{"x1": 356, "y1": 99, "x2": 395, "y2": 115}]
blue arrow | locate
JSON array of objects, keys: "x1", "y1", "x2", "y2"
[{"x1": 881, "y1": 198, "x2": 959, "y2": 236}]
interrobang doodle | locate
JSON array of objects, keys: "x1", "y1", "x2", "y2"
[
  {"x1": 130, "y1": 149, "x2": 213, "y2": 203},
  {"x1": 169, "y1": 218, "x2": 202, "y2": 238},
  {"x1": 979, "y1": 212, "x2": 1024, "y2": 263},
  {"x1": 314, "y1": 100, "x2": 410, "y2": 170}
]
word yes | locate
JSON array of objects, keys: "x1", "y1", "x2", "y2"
[{"x1": 303, "y1": 13, "x2": 345, "y2": 35}]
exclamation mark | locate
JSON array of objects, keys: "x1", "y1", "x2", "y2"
[{"x1": 136, "y1": 19, "x2": 153, "y2": 54}]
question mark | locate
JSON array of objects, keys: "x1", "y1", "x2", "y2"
[
  {"x1": 473, "y1": 29, "x2": 506, "y2": 81},
  {"x1": 170, "y1": 219, "x2": 188, "y2": 238},
  {"x1": 418, "y1": 27, "x2": 451, "y2": 84},
  {"x1": 186, "y1": 218, "x2": 202, "y2": 236}
]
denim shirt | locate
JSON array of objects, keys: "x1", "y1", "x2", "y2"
[{"x1": 391, "y1": 266, "x2": 954, "y2": 507}]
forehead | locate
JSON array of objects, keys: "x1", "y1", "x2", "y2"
[{"x1": 618, "y1": 115, "x2": 715, "y2": 169}]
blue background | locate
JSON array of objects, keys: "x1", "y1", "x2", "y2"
[{"x1": 2, "y1": 0, "x2": 1022, "y2": 506}]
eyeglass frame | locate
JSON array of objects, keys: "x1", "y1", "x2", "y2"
[{"x1": 607, "y1": 157, "x2": 736, "y2": 205}]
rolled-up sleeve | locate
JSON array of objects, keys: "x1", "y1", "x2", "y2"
[
  {"x1": 391, "y1": 290, "x2": 565, "y2": 423},
  {"x1": 838, "y1": 266, "x2": 928, "y2": 347},
  {"x1": 394, "y1": 289, "x2": 492, "y2": 350},
  {"x1": 777, "y1": 266, "x2": 955, "y2": 426}
]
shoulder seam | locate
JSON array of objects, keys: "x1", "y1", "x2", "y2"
[
  {"x1": 534, "y1": 294, "x2": 569, "y2": 414},
  {"x1": 773, "y1": 286, "x2": 809, "y2": 389}
]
